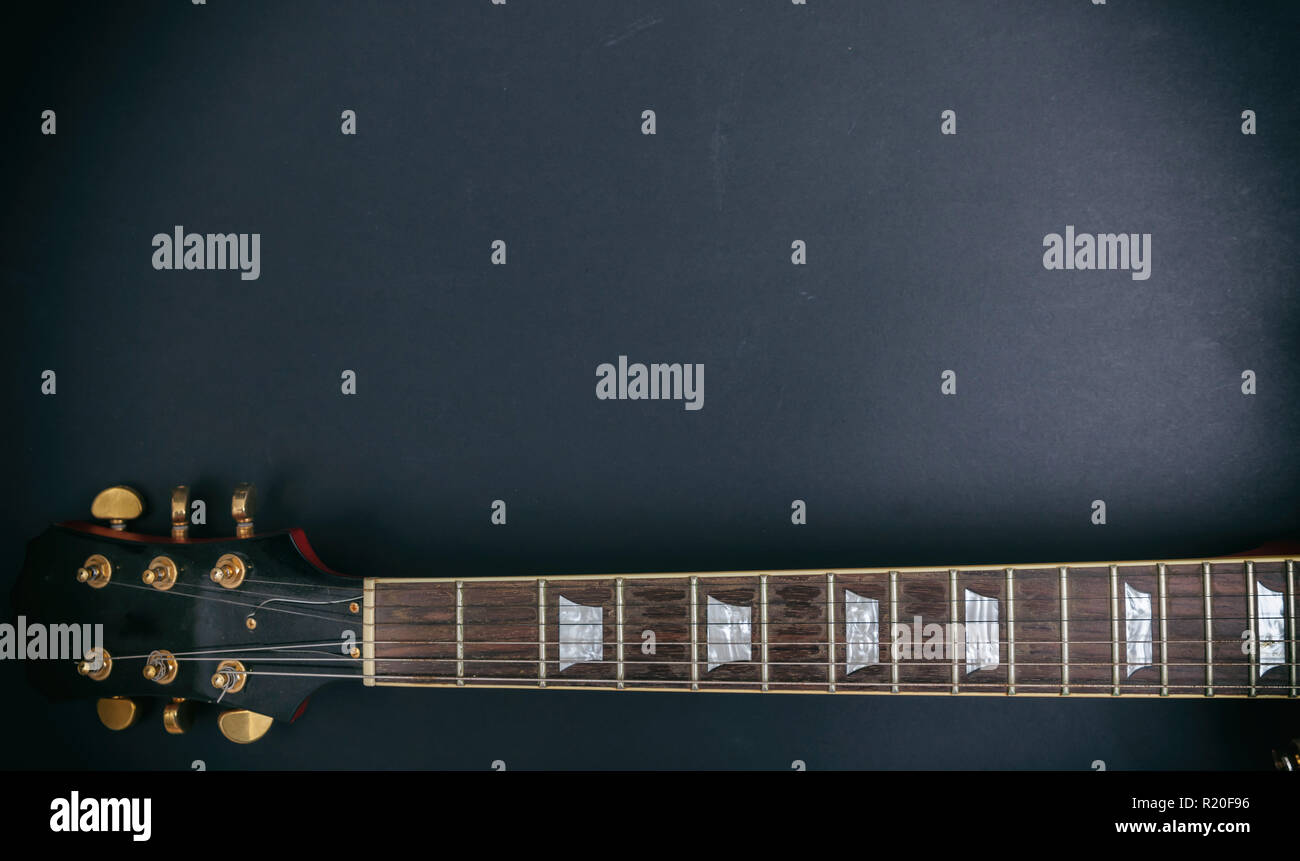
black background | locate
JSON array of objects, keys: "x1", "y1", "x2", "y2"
[{"x1": 1, "y1": 0, "x2": 1298, "y2": 770}]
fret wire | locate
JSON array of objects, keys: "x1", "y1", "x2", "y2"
[
  {"x1": 1059, "y1": 566, "x2": 1070, "y2": 696},
  {"x1": 537, "y1": 579, "x2": 547, "y2": 688},
  {"x1": 455, "y1": 580, "x2": 464, "y2": 686},
  {"x1": 1288, "y1": 560, "x2": 1297, "y2": 698},
  {"x1": 827, "y1": 572, "x2": 836, "y2": 693},
  {"x1": 616, "y1": 578, "x2": 625, "y2": 690},
  {"x1": 760, "y1": 575, "x2": 769, "y2": 692},
  {"x1": 689, "y1": 576, "x2": 699, "y2": 691},
  {"x1": 1158, "y1": 563, "x2": 1169, "y2": 696},
  {"x1": 1203, "y1": 562, "x2": 1214, "y2": 697},
  {"x1": 1006, "y1": 568, "x2": 1016, "y2": 695},
  {"x1": 1109, "y1": 564, "x2": 1120, "y2": 696},
  {"x1": 1246, "y1": 561, "x2": 1257, "y2": 697},
  {"x1": 949, "y1": 569, "x2": 959, "y2": 695},
  {"x1": 889, "y1": 571, "x2": 899, "y2": 693}
]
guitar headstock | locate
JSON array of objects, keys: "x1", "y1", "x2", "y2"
[{"x1": 11, "y1": 485, "x2": 362, "y2": 743}]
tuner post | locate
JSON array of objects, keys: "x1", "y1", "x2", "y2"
[
  {"x1": 76, "y1": 554, "x2": 112, "y2": 589},
  {"x1": 210, "y1": 659, "x2": 247, "y2": 693},
  {"x1": 171, "y1": 486, "x2": 190, "y2": 540},
  {"x1": 232, "y1": 482, "x2": 257, "y2": 538},
  {"x1": 142, "y1": 650, "x2": 179, "y2": 685},
  {"x1": 141, "y1": 556, "x2": 178, "y2": 590},
  {"x1": 77, "y1": 647, "x2": 112, "y2": 681},
  {"x1": 209, "y1": 553, "x2": 247, "y2": 589}
]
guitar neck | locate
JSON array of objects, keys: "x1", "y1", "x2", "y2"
[{"x1": 361, "y1": 556, "x2": 1299, "y2": 699}]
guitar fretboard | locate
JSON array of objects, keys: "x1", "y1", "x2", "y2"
[{"x1": 361, "y1": 557, "x2": 1299, "y2": 698}]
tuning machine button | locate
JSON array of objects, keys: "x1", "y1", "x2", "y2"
[
  {"x1": 232, "y1": 482, "x2": 257, "y2": 538},
  {"x1": 171, "y1": 486, "x2": 190, "y2": 540},
  {"x1": 217, "y1": 709, "x2": 273, "y2": 744},
  {"x1": 76, "y1": 554, "x2": 112, "y2": 588},
  {"x1": 141, "y1": 556, "x2": 178, "y2": 590},
  {"x1": 90, "y1": 486, "x2": 144, "y2": 531},
  {"x1": 162, "y1": 698, "x2": 195, "y2": 735},
  {"x1": 96, "y1": 697, "x2": 141, "y2": 731}
]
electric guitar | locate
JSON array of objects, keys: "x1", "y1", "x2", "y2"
[{"x1": 12, "y1": 484, "x2": 1300, "y2": 767}]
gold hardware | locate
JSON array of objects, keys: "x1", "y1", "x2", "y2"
[
  {"x1": 211, "y1": 659, "x2": 247, "y2": 693},
  {"x1": 349, "y1": 602, "x2": 359, "y2": 614},
  {"x1": 232, "y1": 483, "x2": 257, "y2": 539},
  {"x1": 90, "y1": 485, "x2": 144, "y2": 530},
  {"x1": 1274, "y1": 739, "x2": 1300, "y2": 772},
  {"x1": 349, "y1": 646, "x2": 360, "y2": 659},
  {"x1": 245, "y1": 617, "x2": 257, "y2": 631},
  {"x1": 171, "y1": 486, "x2": 189, "y2": 540},
  {"x1": 95, "y1": 696, "x2": 140, "y2": 731},
  {"x1": 76, "y1": 554, "x2": 112, "y2": 589},
  {"x1": 141, "y1": 555, "x2": 178, "y2": 590},
  {"x1": 162, "y1": 698, "x2": 194, "y2": 735},
  {"x1": 77, "y1": 647, "x2": 112, "y2": 681},
  {"x1": 209, "y1": 553, "x2": 246, "y2": 589},
  {"x1": 217, "y1": 709, "x2": 273, "y2": 744},
  {"x1": 143, "y1": 649, "x2": 178, "y2": 685}
]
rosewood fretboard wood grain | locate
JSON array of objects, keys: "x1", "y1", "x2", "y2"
[{"x1": 361, "y1": 557, "x2": 1299, "y2": 699}]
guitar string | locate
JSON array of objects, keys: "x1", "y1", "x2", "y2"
[
  {"x1": 231, "y1": 669, "x2": 1299, "y2": 690},
  {"x1": 91, "y1": 577, "x2": 1289, "y2": 626},
  {"x1": 105, "y1": 633, "x2": 1289, "y2": 662}
]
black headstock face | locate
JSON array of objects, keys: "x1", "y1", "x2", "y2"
[{"x1": 12, "y1": 520, "x2": 362, "y2": 727}]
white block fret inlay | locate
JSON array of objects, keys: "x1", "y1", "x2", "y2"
[
  {"x1": 844, "y1": 590, "x2": 879, "y2": 674},
  {"x1": 964, "y1": 589, "x2": 999, "y2": 673},
  {"x1": 558, "y1": 596, "x2": 603, "y2": 671},
  {"x1": 1257, "y1": 582, "x2": 1285, "y2": 676},
  {"x1": 706, "y1": 596, "x2": 751, "y2": 671},
  {"x1": 1124, "y1": 582, "x2": 1152, "y2": 677}
]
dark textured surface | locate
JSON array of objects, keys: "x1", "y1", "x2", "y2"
[{"x1": 1, "y1": 0, "x2": 1297, "y2": 769}]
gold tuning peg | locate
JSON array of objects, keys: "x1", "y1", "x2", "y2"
[
  {"x1": 232, "y1": 483, "x2": 257, "y2": 539},
  {"x1": 90, "y1": 486, "x2": 144, "y2": 531},
  {"x1": 96, "y1": 697, "x2": 141, "y2": 731},
  {"x1": 171, "y1": 486, "x2": 190, "y2": 540},
  {"x1": 217, "y1": 709, "x2": 273, "y2": 744},
  {"x1": 162, "y1": 698, "x2": 195, "y2": 735}
]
